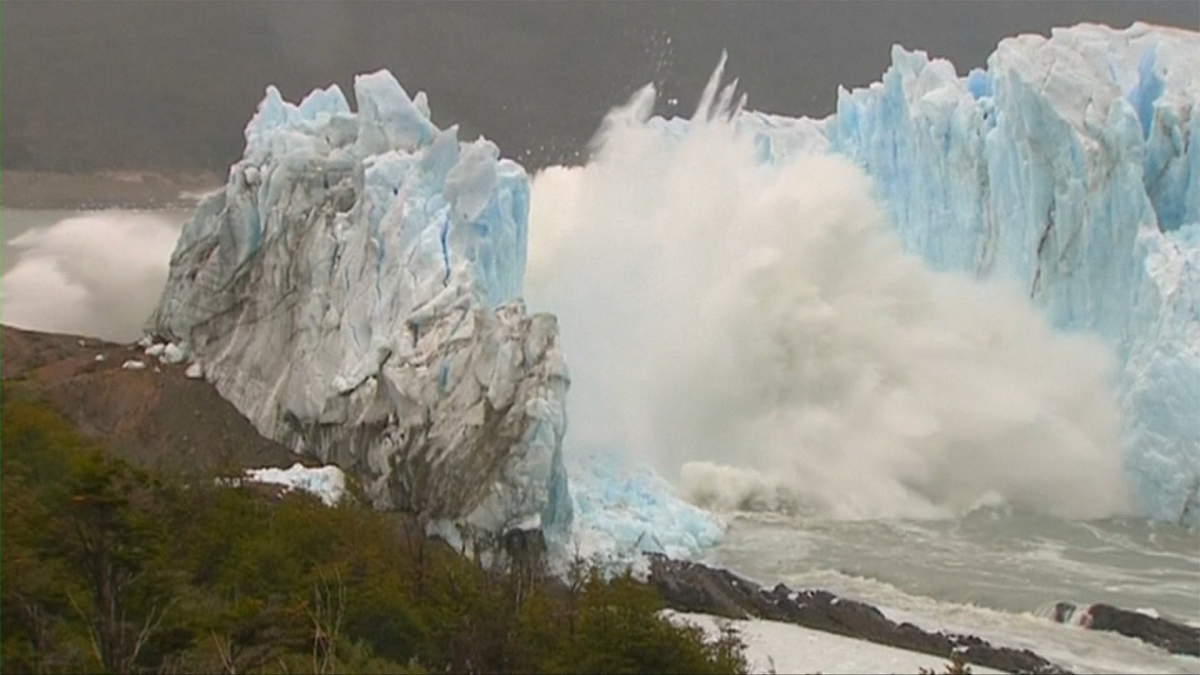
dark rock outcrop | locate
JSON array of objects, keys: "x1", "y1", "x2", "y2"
[
  {"x1": 648, "y1": 554, "x2": 1072, "y2": 674},
  {"x1": 1051, "y1": 602, "x2": 1200, "y2": 657}
]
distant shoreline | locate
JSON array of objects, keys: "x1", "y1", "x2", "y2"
[{"x1": 0, "y1": 170, "x2": 222, "y2": 210}]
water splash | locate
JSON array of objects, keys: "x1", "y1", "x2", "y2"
[{"x1": 526, "y1": 59, "x2": 1132, "y2": 521}]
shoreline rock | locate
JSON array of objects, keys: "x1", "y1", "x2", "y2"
[
  {"x1": 1051, "y1": 602, "x2": 1200, "y2": 657},
  {"x1": 647, "y1": 554, "x2": 1071, "y2": 674}
]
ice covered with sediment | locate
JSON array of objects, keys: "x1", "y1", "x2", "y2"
[
  {"x1": 730, "y1": 23, "x2": 1199, "y2": 525},
  {"x1": 148, "y1": 70, "x2": 571, "y2": 536}
]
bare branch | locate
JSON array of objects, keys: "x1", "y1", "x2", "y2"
[
  {"x1": 66, "y1": 590, "x2": 104, "y2": 669},
  {"x1": 130, "y1": 599, "x2": 173, "y2": 666},
  {"x1": 211, "y1": 631, "x2": 237, "y2": 675},
  {"x1": 305, "y1": 567, "x2": 348, "y2": 674}
]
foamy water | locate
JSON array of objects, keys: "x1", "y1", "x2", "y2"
[{"x1": 692, "y1": 509, "x2": 1199, "y2": 673}]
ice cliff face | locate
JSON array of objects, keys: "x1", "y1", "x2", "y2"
[
  {"x1": 742, "y1": 22, "x2": 1198, "y2": 524},
  {"x1": 149, "y1": 71, "x2": 572, "y2": 535}
]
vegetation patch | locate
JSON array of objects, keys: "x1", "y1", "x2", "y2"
[{"x1": 0, "y1": 385, "x2": 747, "y2": 674}]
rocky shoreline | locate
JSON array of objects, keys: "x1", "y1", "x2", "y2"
[
  {"x1": 646, "y1": 555, "x2": 1072, "y2": 674},
  {"x1": 646, "y1": 554, "x2": 1200, "y2": 673}
]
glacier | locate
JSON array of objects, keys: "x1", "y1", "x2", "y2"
[
  {"x1": 812, "y1": 22, "x2": 1200, "y2": 526},
  {"x1": 150, "y1": 19, "x2": 1198, "y2": 568},
  {"x1": 148, "y1": 71, "x2": 573, "y2": 537}
]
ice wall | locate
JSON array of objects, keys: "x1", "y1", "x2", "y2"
[
  {"x1": 149, "y1": 71, "x2": 572, "y2": 536},
  {"x1": 793, "y1": 22, "x2": 1199, "y2": 524}
]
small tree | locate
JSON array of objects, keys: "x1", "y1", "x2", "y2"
[{"x1": 60, "y1": 452, "x2": 176, "y2": 673}]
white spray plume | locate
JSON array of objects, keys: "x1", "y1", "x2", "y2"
[
  {"x1": 526, "y1": 59, "x2": 1131, "y2": 521},
  {"x1": 1, "y1": 212, "x2": 182, "y2": 342}
]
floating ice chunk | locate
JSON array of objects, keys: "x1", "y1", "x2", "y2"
[
  {"x1": 185, "y1": 362, "x2": 203, "y2": 379},
  {"x1": 144, "y1": 343, "x2": 166, "y2": 357},
  {"x1": 121, "y1": 359, "x2": 146, "y2": 371}
]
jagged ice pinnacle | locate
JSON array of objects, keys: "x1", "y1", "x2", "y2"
[{"x1": 149, "y1": 71, "x2": 573, "y2": 537}]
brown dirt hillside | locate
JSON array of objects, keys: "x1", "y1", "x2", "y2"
[{"x1": 1, "y1": 324, "x2": 312, "y2": 478}]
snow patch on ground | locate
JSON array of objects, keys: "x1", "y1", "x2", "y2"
[{"x1": 663, "y1": 611, "x2": 1004, "y2": 675}]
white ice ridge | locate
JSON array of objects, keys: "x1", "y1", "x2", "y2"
[
  {"x1": 148, "y1": 71, "x2": 572, "y2": 537},
  {"x1": 690, "y1": 23, "x2": 1198, "y2": 525}
]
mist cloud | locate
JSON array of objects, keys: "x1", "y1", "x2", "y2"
[{"x1": 1, "y1": 211, "x2": 183, "y2": 342}]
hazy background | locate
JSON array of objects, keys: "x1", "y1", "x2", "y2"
[{"x1": 3, "y1": 1, "x2": 1197, "y2": 174}]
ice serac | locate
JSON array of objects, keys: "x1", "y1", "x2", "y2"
[
  {"x1": 148, "y1": 70, "x2": 571, "y2": 536},
  {"x1": 809, "y1": 23, "x2": 1199, "y2": 524}
]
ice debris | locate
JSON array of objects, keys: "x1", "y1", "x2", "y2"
[
  {"x1": 560, "y1": 453, "x2": 725, "y2": 574},
  {"x1": 244, "y1": 463, "x2": 346, "y2": 507},
  {"x1": 161, "y1": 342, "x2": 188, "y2": 364}
]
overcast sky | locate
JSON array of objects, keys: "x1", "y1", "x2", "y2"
[{"x1": 3, "y1": 1, "x2": 1197, "y2": 171}]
